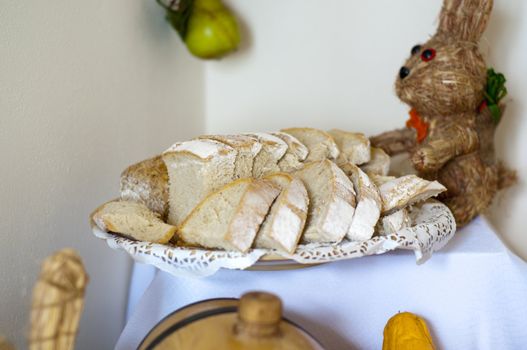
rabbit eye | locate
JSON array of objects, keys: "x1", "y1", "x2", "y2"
[
  {"x1": 411, "y1": 45, "x2": 422, "y2": 55},
  {"x1": 421, "y1": 49, "x2": 436, "y2": 62}
]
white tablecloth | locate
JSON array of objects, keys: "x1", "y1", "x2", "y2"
[{"x1": 116, "y1": 217, "x2": 527, "y2": 350}]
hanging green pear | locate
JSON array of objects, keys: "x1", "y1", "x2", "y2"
[{"x1": 158, "y1": 0, "x2": 241, "y2": 59}]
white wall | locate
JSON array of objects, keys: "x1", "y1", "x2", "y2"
[
  {"x1": 206, "y1": 0, "x2": 527, "y2": 260},
  {"x1": 0, "y1": 1, "x2": 204, "y2": 349},
  {"x1": 483, "y1": 1, "x2": 527, "y2": 261}
]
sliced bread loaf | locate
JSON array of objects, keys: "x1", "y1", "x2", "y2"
[
  {"x1": 198, "y1": 134, "x2": 262, "y2": 179},
  {"x1": 294, "y1": 160, "x2": 355, "y2": 243},
  {"x1": 162, "y1": 139, "x2": 236, "y2": 226},
  {"x1": 93, "y1": 200, "x2": 176, "y2": 244},
  {"x1": 370, "y1": 174, "x2": 396, "y2": 188},
  {"x1": 360, "y1": 147, "x2": 391, "y2": 176},
  {"x1": 339, "y1": 163, "x2": 382, "y2": 241},
  {"x1": 178, "y1": 178, "x2": 280, "y2": 252},
  {"x1": 271, "y1": 132, "x2": 309, "y2": 172},
  {"x1": 244, "y1": 133, "x2": 288, "y2": 177},
  {"x1": 281, "y1": 127, "x2": 339, "y2": 162},
  {"x1": 378, "y1": 175, "x2": 446, "y2": 214},
  {"x1": 254, "y1": 173, "x2": 309, "y2": 253},
  {"x1": 120, "y1": 155, "x2": 169, "y2": 219},
  {"x1": 327, "y1": 129, "x2": 371, "y2": 165}
]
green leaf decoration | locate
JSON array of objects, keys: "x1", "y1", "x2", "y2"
[
  {"x1": 157, "y1": 0, "x2": 194, "y2": 40},
  {"x1": 483, "y1": 68, "x2": 508, "y2": 124},
  {"x1": 488, "y1": 104, "x2": 501, "y2": 123}
]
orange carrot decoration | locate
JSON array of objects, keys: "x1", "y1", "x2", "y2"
[{"x1": 406, "y1": 109, "x2": 429, "y2": 143}]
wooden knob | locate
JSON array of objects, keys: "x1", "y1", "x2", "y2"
[{"x1": 236, "y1": 292, "x2": 282, "y2": 337}]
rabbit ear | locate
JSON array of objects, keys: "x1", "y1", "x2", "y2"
[{"x1": 437, "y1": 0, "x2": 493, "y2": 42}]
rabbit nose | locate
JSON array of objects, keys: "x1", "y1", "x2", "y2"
[{"x1": 399, "y1": 66, "x2": 410, "y2": 79}]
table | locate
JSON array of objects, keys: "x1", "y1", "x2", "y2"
[{"x1": 116, "y1": 217, "x2": 527, "y2": 350}]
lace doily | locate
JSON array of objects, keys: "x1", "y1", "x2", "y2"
[{"x1": 91, "y1": 200, "x2": 455, "y2": 278}]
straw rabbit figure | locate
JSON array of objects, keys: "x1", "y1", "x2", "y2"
[{"x1": 371, "y1": 0, "x2": 515, "y2": 226}]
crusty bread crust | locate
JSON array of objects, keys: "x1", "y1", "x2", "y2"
[
  {"x1": 198, "y1": 134, "x2": 262, "y2": 179},
  {"x1": 163, "y1": 140, "x2": 235, "y2": 160},
  {"x1": 378, "y1": 175, "x2": 446, "y2": 214},
  {"x1": 120, "y1": 155, "x2": 169, "y2": 219},
  {"x1": 328, "y1": 129, "x2": 371, "y2": 166},
  {"x1": 243, "y1": 133, "x2": 288, "y2": 177},
  {"x1": 281, "y1": 127, "x2": 339, "y2": 162},
  {"x1": 272, "y1": 132, "x2": 309, "y2": 172}
]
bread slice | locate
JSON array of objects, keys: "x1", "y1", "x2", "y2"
[
  {"x1": 339, "y1": 163, "x2": 382, "y2": 241},
  {"x1": 162, "y1": 140, "x2": 236, "y2": 226},
  {"x1": 360, "y1": 147, "x2": 391, "y2": 176},
  {"x1": 254, "y1": 173, "x2": 309, "y2": 253},
  {"x1": 378, "y1": 175, "x2": 446, "y2": 214},
  {"x1": 178, "y1": 178, "x2": 280, "y2": 252},
  {"x1": 272, "y1": 132, "x2": 309, "y2": 172},
  {"x1": 244, "y1": 133, "x2": 288, "y2": 177},
  {"x1": 327, "y1": 129, "x2": 371, "y2": 165},
  {"x1": 370, "y1": 174, "x2": 396, "y2": 188},
  {"x1": 376, "y1": 209, "x2": 412, "y2": 236},
  {"x1": 198, "y1": 134, "x2": 262, "y2": 179},
  {"x1": 120, "y1": 155, "x2": 169, "y2": 219},
  {"x1": 93, "y1": 200, "x2": 176, "y2": 244},
  {"x1": 294, "y1": 160, "x2": 355, "y2": 243},
  {"x1": 281, "y1": 127, "x2": 339, "y2": 162}
]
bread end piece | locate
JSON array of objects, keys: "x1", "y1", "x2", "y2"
[
  {"x1": 120, "y1": 155, "x2": 169, "y2": 219},
  {"x1": 93, "y1": 200, "x2": 176, "y2": 244}
]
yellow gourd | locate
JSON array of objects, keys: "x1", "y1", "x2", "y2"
[{"x1": 382, "y1": 312, "x2": 436, "y2": 350}]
